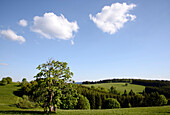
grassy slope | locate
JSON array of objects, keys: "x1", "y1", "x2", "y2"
[
  {"x1": 0, "y1": 83, "x2": 20, "y2": 110},
  {"x1": 83, "y1": 83, "x2": 145, "y2": 94},
  {"x1": 0, "y1": 83, "x2": 169, "y2": 115},
  {"x1": 0, "y1": 83, "x2": 42, "y2": 111}
]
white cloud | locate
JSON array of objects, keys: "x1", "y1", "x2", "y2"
[
  {"x1": 71, "y1": 40, "x2": 74, "y2": 45},
  {"x1": 89, "y1": 3, "x2": 136, "y2": 34},
  {"x1": 18, "y1": 19, "x2": 27, "y2": 27},
  {"x1": 0, "y1": 63, "x2": 8, "y2": 66},
  {"x1": 0, "y1": 29, "x2": 26, "y2": 44},
  {"x1": 31, "y1": 12, "x2": 79, "y2": 40}
]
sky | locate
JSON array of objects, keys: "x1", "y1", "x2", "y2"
[{"x1": 0, "y1": 0, "x2": 170, "y2": 82}]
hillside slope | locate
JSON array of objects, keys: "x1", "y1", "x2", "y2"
[{"x1": 83, "y1": 83, "x2": 145, "y2": 94}]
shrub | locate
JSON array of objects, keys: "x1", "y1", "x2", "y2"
[
  {"x1": 6, "y1": 77, "x2": 12, "y2": 84},
  {"x1": 91, "y1": 86, "x2": 95, "y2": 89},
  {"x1": 76, "y1": 95, "x2": 90, "y2": 109},
  {"x1": 16, "y1": 95, "x2": 36, "y2": 109},
  {"x1": 21, "y1": 78, "x2": 28, "y2": 86},
  {"x1": 104, "y1": 98, "x2": 120, "y2": 109},
  {"x1": 159, "y1": 95, "x2": 168, "y2": 105},
  {"x1": 1, "y1": 78, "x2": 7, "y2": 85}
]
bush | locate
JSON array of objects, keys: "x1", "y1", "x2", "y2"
[
  {"x1": 21, "y1": 78, "x2": 28, "y2": 86},
  {"x1": 159, "y1": 95, "x2": 168, "y2": 105},
  {"x1": 104, "y1": 98, "x2": 120, "y2": 109},
  {"x1": 76, "y1": 95, "x2": 90, "y2": 109},
  {"x1": 1, "y1": 78, "x2": 7, "y2": 85},
  {"x1": 6, "y1": 77, "x2": 12, "y2": 84},
  {"x1": 16, "y1": 95, "x2": 36, "y2": 109},
  {"x1": 145, "y1": 92, "x2": 168, "y2": 106}
]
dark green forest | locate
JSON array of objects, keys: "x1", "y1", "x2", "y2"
[{"x1": 83, "y1": 79, "x2": 170, "y2": 99}]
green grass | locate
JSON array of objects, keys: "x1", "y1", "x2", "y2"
[
  {"x1": 0, "y1": 83, "x2": 21, "y2": 110},
  {"x1": 0, "y1": 83, "x2": 42, "y2": 111},
  {"x1": 0, "y1": 106, "x2": 169, "y2": 115},
  {"x1": 83, "y1": 83, "x2": 145, "y2": 94},
  {"x1": 0, "y1": 82, "x2": 169, "y2": 115}
]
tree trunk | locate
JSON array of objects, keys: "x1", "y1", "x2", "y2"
[
  {"x1": 54, "y1": 107, "x2": 57, "y2": 113},
  {"x1": 50, "y1": 106, "x2": 54, "y2": 112}
]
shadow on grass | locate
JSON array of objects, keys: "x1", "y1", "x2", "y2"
[
  {"x1": 8, "y1": 104, "x2": 17, "y2": 107},
  {"x1": 0, "y1": 110, "x2": 45, "y2": 114},
  {"x1": 14, "y1": 84, "x2": 21, "y2": 87},
  {"x1": 13, "y1": 89, "x2": 23, "y2": 97}
]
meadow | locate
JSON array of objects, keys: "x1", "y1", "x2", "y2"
[
  {"x1": 0, "y1": 83, "x2": 169, "y2": 115},
  {"x1": 83, "y1": 83, "x2": 145, "y2": 94}
]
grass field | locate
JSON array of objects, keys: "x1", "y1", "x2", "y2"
[
  {"x1": 0, "y1": 83, "x2": 169, "y2": 115},
  {"x1": 83, "y1": 83, "x2": 145, "y2": 94},
  {"x1": 0, "y1": 83, "x2": 21, "y2": 111},
  {"x1": 0, "y1": 106, "x2": 170, "y2": 115}
]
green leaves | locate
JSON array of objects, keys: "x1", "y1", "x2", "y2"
[{"x1": 32, "y1": 59, "x2": 76, "y2": 113}]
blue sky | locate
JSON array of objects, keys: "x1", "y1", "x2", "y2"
[{"x1": 0, "y1": 0, "x2": 170, "y2": 82}]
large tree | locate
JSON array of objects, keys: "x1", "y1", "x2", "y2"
[{"x1": 33, "y1": 59, "x2": 77, "y2": 113}]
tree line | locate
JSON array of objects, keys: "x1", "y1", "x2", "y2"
[
  {"x1": 82, "y1": 78, "x2": 170, "y2": 100},
  {"x1": 77, "y1": 85, "x2": 168, "y2": 109}
]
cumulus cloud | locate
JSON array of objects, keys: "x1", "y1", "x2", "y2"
[
  {"x1": 0, "y1": 63, "x2": 8, "y2": 66},
  {"x1": 0, "y1": 29, "x2": 26, "y2": 44},
  {"x1": 18, "y1": 19, "x2": 27, "y2": 27},
  {"x1": 89, "y1": 3, "x2": 136, "y2": 34},
  {"x1": 71, "y1": 40, "x2": 74, "y2": 45},
  {"x1": 31, "y1": 12, "x2": 79, "y2": 40}
]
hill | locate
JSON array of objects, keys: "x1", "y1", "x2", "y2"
[
  {"x1": 0, "y1": 83, "x2": 42, "y2": 111},
  {"x1": 82, "y1": 83, "x2": 145, "y2": 94},
  {"x1": 0, "y1": 82, "x2": 169, "y2": 115}
]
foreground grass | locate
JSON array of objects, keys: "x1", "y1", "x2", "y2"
[
  {"x1": 0, "y1": 82, "x2": 169, "y2": 115},
  {"x1": 0, "y1": 106, "x2": 170, "y2": 115},
  {"x1": 83, "y1": 83, "x2": 145, "y2": 94}
]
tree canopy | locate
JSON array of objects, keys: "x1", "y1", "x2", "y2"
[{"x1": 32, "y1": 59, "x2": 77, "y2": 113}]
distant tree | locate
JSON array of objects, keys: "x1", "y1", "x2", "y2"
[
  {"x1": 129, "y1": 89, "x2": 135, "y2": 96},
  {"x1": 110, "y1": 86, "x2": 118, "y2": 94},
  {"x1": 76, "y1": 94, "x2": 90, "y2": 109},
  {"x1": 89, "y1": 93, "x2": 96, "y2": 109},
  {"x1": 95, "y1": 93, "x2": 102, "y2": 109},
  {"x1": 1, "y1": 78, "x2": 7, "y2": 85},
  {"x1": 123, "y1": 90, "x2": 128, "y2": 96},
  {"x1": 101, "y1": 94, "x2": 106, "y2": 109},
  {"x1": 129, "y1": 79, "x2": 132, "y2": 84},
  {"x1": 104, "y1": 98, "x2": 120, "y2": 109},
  {"x1": 21, "y1": 78, "x2": 28, "y2": 86},
  {"x1": 145, "y1": 92, "x2": 168, "y2": 106},
  {"x1": 6, "y1": 77, "x2": 12, "y2": 84},
  {"x1": 131, "y1": 94, "x2": 143, "y2": 107},
  {"x1": 159, "y1": 95, "x2": 168, "y2": 105},
  {"x1": 22, "y1": 78, "x2": 27, "y2": 83}
]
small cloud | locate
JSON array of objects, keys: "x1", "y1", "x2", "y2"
[
  {"x1": 31, "y1": 12, "x2": 79, "y2": 40},
  {"x1": 0, "y1": 29, "x2": 26, "y2": 44},
  {"x1": 89, "y1": 2, "x2": 136, "y2": 34},
  {"x1": 71, "y1": 40, "x2": 74, "y2": 45},
  {"x1": 18, "y1": 19, "x2": 27, "y2": 27},
  {"x1": 0, "y1": 63, "x2": 8, "y2": 66}
]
